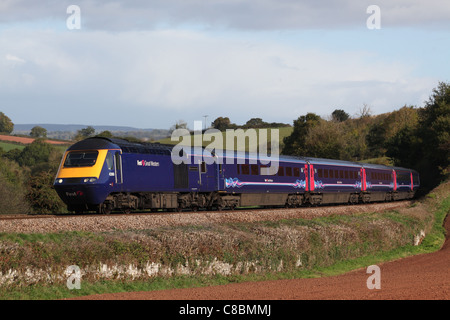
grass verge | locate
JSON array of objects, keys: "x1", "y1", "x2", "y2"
[{"x1": 0, "y1": 181, "x2": 449, "y2": 300}]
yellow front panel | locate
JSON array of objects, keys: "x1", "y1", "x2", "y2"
[{"x1": 57, "y1": 149, "x2": 108, "y2": 179}]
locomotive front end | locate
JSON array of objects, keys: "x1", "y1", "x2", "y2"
[{"x1": 54, "y1": 138, "x2": 122, "y2": 213}]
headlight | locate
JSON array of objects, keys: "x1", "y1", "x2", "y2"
[
  {"x1": 57, "y1": 179, "x2": 63, "y2": 184},
  {"x1": 89, "y1": 178, "x2": 97, "y2": 183}
]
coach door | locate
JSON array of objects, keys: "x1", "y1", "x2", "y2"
[
  {"x1": 305, "y1": 163, "x2": 315, "y2": 192},
  {"x1": 114, "y1": 152, "x2": 123, "y2": 185},
  {"x1": 217, "y1": 163, "x2": 224, "y2": 190},
  {"x1": 197, "y1": 160, "x2": 218, "y2": 191},
  {"x1": 360, "y1": 168, "x2": 366, "y2": 191}
]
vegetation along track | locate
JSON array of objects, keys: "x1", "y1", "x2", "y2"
[{"x1": 0, "y1": 201, "x2": 411, "y2": 234}]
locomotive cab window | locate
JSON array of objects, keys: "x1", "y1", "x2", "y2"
[
  {"x1": 105, "y1": 152, "x2": 114, "y2": 170},
  {"x1": 64, "y1": 151, "x2": 99, "y2": 167}
]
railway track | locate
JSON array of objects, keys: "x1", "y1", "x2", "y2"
[{"x1": 0, "y1": 201, "x2": 413, "y2": 234}]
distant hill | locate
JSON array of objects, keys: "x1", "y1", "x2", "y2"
[
  {"x1": 13, "y1": 124, "x2": 171, "y2": 142},
  {"x1": 13, "y1": 124, "x2": 162, "y2": 132}
]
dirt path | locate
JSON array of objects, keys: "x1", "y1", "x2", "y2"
[{"x1": 75, "y1": 215, "x2": 450, "y2": 300}]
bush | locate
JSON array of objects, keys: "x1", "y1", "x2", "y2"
[
  {"x1": 26, "y1": 170, "x2": 67, "y2": 214},
  {"x1": 0, "y1": 158, "x2": 30, "y2": 214}
]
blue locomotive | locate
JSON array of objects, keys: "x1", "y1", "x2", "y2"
[{"x1": 53, "y1": 137, "x2": 420, "y2": 213}]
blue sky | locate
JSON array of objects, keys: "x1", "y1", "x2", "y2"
[{"x1": 0, "y1": 1, "x2": 449, "y2": 130}]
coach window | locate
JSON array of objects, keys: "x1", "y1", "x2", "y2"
[
  {"x1": 201, "y1": 161, "x2": 207, "y2": 173},
  {"x1": 339, "y1": 170, "x2": 344, "y2": 179},
  {"x1": 260, "y1": 165, "x2": 267, "y2": 175},
  {"x1": 278, "y1": 166, "x2": 284, "y2": 176},
  {"x1": 242, "y1": 164, "x2": 250, "y2": 175},
  {"x1": 293, "y1": 167, "x2": 300, "y2": 177},
  {"x1": 317, "y1": 168, "x2": 323, "y2": 178},
  {"x1": 286, "y1": 167, "x2": 292, "y2": 177},
  {"x1": 344, "y1": 170, "x2": 349, "y2": 179},
  {"x1": 251, "y1": 164, "x2": 258, "y2": 175}
]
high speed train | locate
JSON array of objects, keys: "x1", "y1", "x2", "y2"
[{"x1": 53, "y1": 137, "x2": 420, "y2": 213}]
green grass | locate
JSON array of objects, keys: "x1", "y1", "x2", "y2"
[
  {"x1": 0, "y1": 141, "x2": 25, "y2": 152},
  {"x1": 0, "y1": 140, "x2": 68, "y2": 153}
]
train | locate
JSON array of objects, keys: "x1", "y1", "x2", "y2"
[{"x1": 53, "y1": 137, "x2": 420, "y2": 213}]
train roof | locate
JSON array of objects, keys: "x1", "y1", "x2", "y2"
[
  {"x1": 302, "y1": 156, "x2": 361, "y2": 167},
  {"x1": 67, "y1": 137, "x2": 174, "y2": 155},
  {"x1": 67, "y1": 138, "x2": 417, "y2": 173}
]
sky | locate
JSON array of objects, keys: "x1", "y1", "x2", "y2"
[{"x1": 0, "y1": 0, "x2": 449, "y2": 130}]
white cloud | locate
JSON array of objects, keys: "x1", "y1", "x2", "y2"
[{"x1": 5, "y1": 54, "x2": 26, "y2": 64}]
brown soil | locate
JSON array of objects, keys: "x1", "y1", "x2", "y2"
[
  {"x1": 74, "y1": 214, "x2": 450, "y2": 300},
  {"x1": 0, "y1": 134, "x2": 68, "y2": 145}
]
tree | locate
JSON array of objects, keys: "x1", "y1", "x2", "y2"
[
  {"x1": 282, "y1": 113, "x2": 321, "y2": 156},
  {"x1": 75, "y1": 126, "x2": 95, "y2": 141},
  {"x1": 243, "y1": 118, "x2": 265, "y2": 128},
  {"x1": 303, "y1": 119, "x2": 346, "y2": 159},
  {"x1": 331, "y1": 109, "x2": 350, "y2": 122},
  {"x1": 96, "y1": 130, "x2": 113, "y2": 138},
  {"x1": 417, "y1": 82, "x2": 450, "y2": 181},
  {"x1": 212, "y1": 117, "x2": 233, "y2": 131},
  {"x1": 385, "y1": 82, "x2": 450, "y2": 192},
  {"x1": 385, "y1": 126, "x2": 420, "y2": 169},
  {"x1": 170, "y1": 120, "x2": 189, "y2": 133},
  {"x1": 0, "y1": 112, "x2": 14, "y2": 134},
  {"x1": 367, "y1": 106, "x2": 418, "y2": 157},
  {"x1": 16, "y1": 139, "x2": 54, "y2": 168},
  {"x1": 30, "y1": 126, "x2": 47, "y2": 138},
  {"x1": 357, "y1": 104, "x2": 372, "y2": 119}
]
